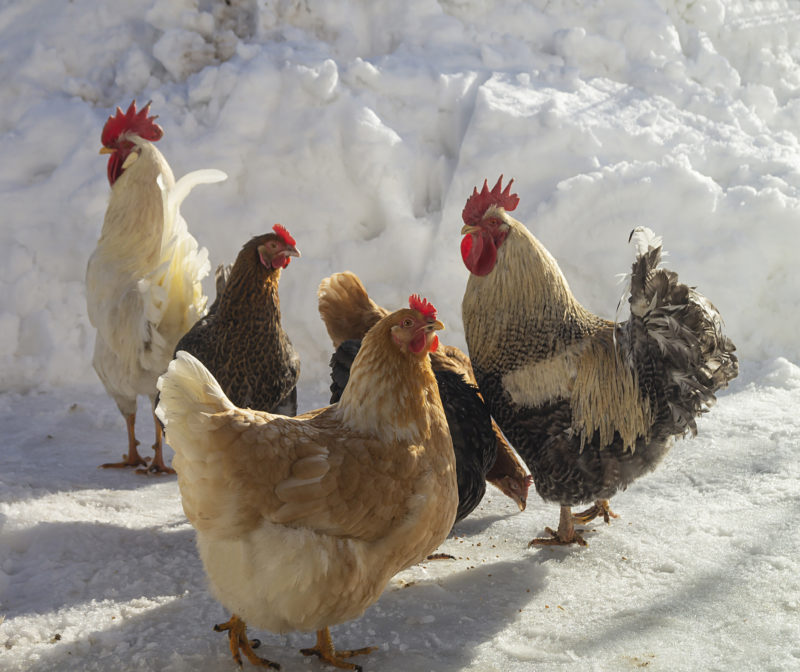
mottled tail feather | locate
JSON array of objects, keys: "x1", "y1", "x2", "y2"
[{"x1": 625, "y1": 227, "x2": 738, "y2": 437}]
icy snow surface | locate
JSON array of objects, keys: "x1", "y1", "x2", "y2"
[{"x1": 1, "y1": 0, "x2": 798, "y2": 670}]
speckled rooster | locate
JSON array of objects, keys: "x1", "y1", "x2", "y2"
[
  {"x1": 86, "y1": 101, "x2": 226, "y2": 474},
  {"x1": 459, "y1": 176, "x2": 738, "y2": 546}
]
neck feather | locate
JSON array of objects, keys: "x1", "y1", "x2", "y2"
[{"x1": 338, "y1": 324, "x2": 443, "y2": 443}]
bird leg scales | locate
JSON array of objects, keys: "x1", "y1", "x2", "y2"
[
  {"x1": 135, "y1": 413, "x2": 176, "y2": 475},
  {"x1": 101, "y1": 413, "x2": 149, "y2": 469},
  {"x1": 214, "y1": 614, "x2": 280, "y2": 669},
  {"x1": 573, "y1": 499, "x2": 619, "y2": 525},
  {"x1": 300, "y1": 627, "x2": 377, "y2": 671},
  {"x1": 528, "y1": 505, "x2": 588, "y2": 547}
]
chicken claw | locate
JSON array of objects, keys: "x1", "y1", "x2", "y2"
[
  {"x1": 134, "y1": 413, "x2": 176, "y2": 475},
  {"x1": 528, "y1": 505, "x2": 588, "y2": 547},
  {"x1": 573, "y1": 499, "x2": 619, "y2": 525},
  {"x1": 300, "y1": 627, "x2": 377, "y2": 671},
  {"x1": 101, "y1": 414, "x2": 149, "y2": 469},
  {"x1": 214, "y1": 615, "x2": 280, "y2": 669}
]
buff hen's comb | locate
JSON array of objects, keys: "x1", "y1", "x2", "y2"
[{"x1": 409, "y1": 294, "x2": 437, "y2": 320}]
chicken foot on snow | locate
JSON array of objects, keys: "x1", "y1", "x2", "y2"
[
  {"x1": 528, "y1": 505, "x2": 589, "y2": 547},
  {"x1": 300, "y1": 627, "x2": 377, "y2": 671},
  {"x1": 573, "y1": 499, "x2": 619, "y2": 525},
  {"x1": 214, "y1": 615, "x2": 280, "y2": 669},
  {"x1": 100, "y1": 412, "x2": 175, "y2": 474},
  {"x1": 100, "y1": 413, "x2": 149, "y2": 470}
]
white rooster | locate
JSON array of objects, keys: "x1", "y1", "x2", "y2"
[{"x1": 86, "y1": 101, "x2": 226, "y2": 474}]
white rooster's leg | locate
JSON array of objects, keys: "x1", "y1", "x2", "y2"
[
  {"x1": 101, "y1": 413, "x2": 148, "y2": 469},
  {"x1": 528, "y1": 505, "x2": 588, "y2": 547},
  {"x1": 136, "y1": 413, "x2": 176, "y2": 475}
]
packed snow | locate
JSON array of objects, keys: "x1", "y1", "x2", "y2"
[{"x1": 1, "y1": 0, "x2": 799, "y2": 670}]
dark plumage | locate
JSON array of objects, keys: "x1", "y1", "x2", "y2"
[
  {"x1": 329, "y1": 339, "x2": 497, "y2": 525},
  {"x1": 460, "y1": 177, "x2": 738, "y2": 545},
  {"x1": 173, "y1": 229, "x2": 300, "y2": 416}
]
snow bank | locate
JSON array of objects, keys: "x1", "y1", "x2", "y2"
[{"x1": 0, "y1": 0, "x2": 797, "y2": 401}]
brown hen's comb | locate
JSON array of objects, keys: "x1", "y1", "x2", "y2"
[
  {"x1": 462, "y1": 175, "x2": 520, "y2": 226},
  {"x1": 409, "y1": 294, "x2": 437, "y2": 320},
  {"x1": 272, "y1": 223, "x2": 296, "y2": 246},
  {"x1": 101, "y1": 100, "x2": 164, "y2": 148}
]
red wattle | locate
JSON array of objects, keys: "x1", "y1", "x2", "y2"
[
  {"x1": 410, "y1": 331, "x2": 427, "y2": 354},
  {"x1": 461, "y1": 232, "x2": 497, "y2": 276},
  {"x1": 429, "y1": 334, "x2": 439, "y2": 352}
]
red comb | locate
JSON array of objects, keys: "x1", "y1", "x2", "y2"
[
  {"x1": 409, "y1": 294, "x2": 437, "y2": 320},
  {"x1": 272, "y1": 223, "x2": 296, "y2": 246},
  {"x1": 462, "y1": 175, "x2": 520, "y2": 226},
  {"x1": 101, "y1": 100, "x2": 163, "y2": 148}
]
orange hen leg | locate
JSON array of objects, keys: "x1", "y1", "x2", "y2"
[
  {"x1": 300, "y1": 627, "x2": 377, "y2": 671},
  {"x1": 136, "y1": 414, "x2": 176, "y2": 475},
  {"x1": 214, "y1": 614, "x2": 280, "y2": 669},
  {"x1": 101, "y1": 413, "x2": 149, "y2": 469},
  {"x1": 573, "y1": 499, "x2": 619, "y2": 525},
  {"x1": 528, "y1": 505, "x2": 588, "y2": 547}
]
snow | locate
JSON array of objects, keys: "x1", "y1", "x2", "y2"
[{"x1": 0, "y1": 0, "x2": 798, "y2": 670}]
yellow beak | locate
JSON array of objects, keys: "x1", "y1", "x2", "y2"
[
  {"x1": 99, "y1": 147, "x2": 114, "y2": 155},
  {"x1": 461, "y1": 224, "x2": 479, "y2": 235}
]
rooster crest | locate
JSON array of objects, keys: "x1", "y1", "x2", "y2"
[
  {"x1": 101, "y1": 100, "x2": 164, "y2": 148},
  {"x1": 409, "y1": 294, "x2": 437, "y2": 320},
  {"x1": 462, "y1": 175, "x2": 520, "y2": 226}
]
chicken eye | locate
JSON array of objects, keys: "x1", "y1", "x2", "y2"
[{"x1": 402, "y1": 319, "x2": 414, "y2": 328}]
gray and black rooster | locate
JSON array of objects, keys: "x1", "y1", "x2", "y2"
[{"x1": 459, "y1": 176, "x2": 738, "y2": 546}]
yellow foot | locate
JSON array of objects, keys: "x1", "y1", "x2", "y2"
[
  {"x1": 214, "y1": 615, "x2": 280, "y2": 669},
  {"x1": 573, "y1": 499, "x2": 619, "y2": 525},
  {"x1": 300, "y1": 627, "x2": 377, "y2": 671},
  {"x1": 528, "y1": 505, "x2": 588, "y2": 547},
  {"x1": 528, "y1": 526, "x2": 588, "y2": 547},
  {"x1": 100, "y1": 449, "x2": 148, "y2": 470},
  {"x1": 135, "y1": 460, "x2": 176, "y2": 476},
  {"x1": 135, "y1": 443, "x2": 175, "y2": 475}
]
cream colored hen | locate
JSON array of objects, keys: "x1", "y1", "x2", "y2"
[
  {"x1": 156, "y1": 296, "x2": 457, "y2": 670},
  {"x1": 86, "y1": 101, "x2": 226, "y2": 473}
]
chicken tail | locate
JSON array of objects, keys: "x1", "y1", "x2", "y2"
[
  {"x1": 156, "y1": 350, "x2": 235, "y2": 439},
  {"x1": 317, "y1": 271, "x2": 389, "y2": 348},
  {"x1": 623, "y1": 227, "x2": 739, "y2": 437}
]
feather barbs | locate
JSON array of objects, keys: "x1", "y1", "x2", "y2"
[
  {"x1": 462, "y1": 175, "x2": 520, "y2": 227},
  {"x1": 101, "y1": 100, "x2": 164, "y2": 148}
]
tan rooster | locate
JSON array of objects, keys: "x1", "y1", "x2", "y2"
[
  {"x1": 86, "y1": 101, "x2": 226, "y2": 474},
  {"x1": 156, "y1": 295, "x2": 457, "y2": 670},
  {"x1": 459, "y1": 176, "x2": 738, "y2": 546}
]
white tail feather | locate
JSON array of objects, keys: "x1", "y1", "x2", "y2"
[{"x1": 628, "y1": 226, "x2": 662, "y2": 257}]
